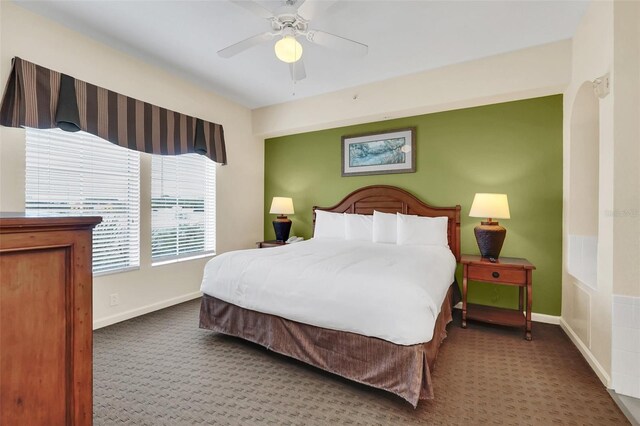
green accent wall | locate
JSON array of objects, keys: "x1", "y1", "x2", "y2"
[{"x1": 265, "y1": 95, "x2": 563, "y2": 316}]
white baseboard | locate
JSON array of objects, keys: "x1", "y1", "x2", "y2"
[
  {"x1": 531, "y1": 312, "x2": 561, "y2": 325},
  {"x1": 560, "y1": 317, "x2": 611, "y2": 387},
  {"x1": 452, "y1": 302, "x2": 560, "y2": 325},
  {"x1": 93, "y1": 291, "x2": 202, "y2": 330}
]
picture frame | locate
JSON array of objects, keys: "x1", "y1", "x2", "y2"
[{"x1": 341, "y1": 127, "x2": 416, "y2": 177}]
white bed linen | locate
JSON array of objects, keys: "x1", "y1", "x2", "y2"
[{"x1": 200, "y1": 239, "x2": 456, "y2": 345}]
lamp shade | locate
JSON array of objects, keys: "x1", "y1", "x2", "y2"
[
  {"x1": 469, "y1": 193, "x2": 510, "y2": 219},
  {"x1": 269, "y1": 197, "x2": 294, "y2": 215},
  {"x1": 274, "y1": 36, "x2": 303, "y2": 63}
]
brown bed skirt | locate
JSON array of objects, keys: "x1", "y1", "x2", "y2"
[{"x1": 199, "y1": 284, "x2": 457, "y2": 407}]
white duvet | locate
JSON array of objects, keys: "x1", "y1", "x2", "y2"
[{"x1": 200, "y1": 239, "x2": 456, "y2": 345}]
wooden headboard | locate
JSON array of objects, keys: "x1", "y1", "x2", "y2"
[{"x1": 312, "y1": 185, "x2": 461, "y2": 261}]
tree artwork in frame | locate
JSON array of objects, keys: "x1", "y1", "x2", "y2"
[{"x1": 341, "y1": 128, "x2": 416, "y2": 177}]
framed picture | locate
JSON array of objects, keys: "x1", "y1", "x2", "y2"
[{"x1": 341, "y1": 127, "x2": 416, "y2": 177}]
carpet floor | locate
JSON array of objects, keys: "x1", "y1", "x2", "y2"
[{"x1": 94, "y1": 299, "x2": 629, "y2": 425}]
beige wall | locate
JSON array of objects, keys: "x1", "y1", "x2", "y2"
[
  {"x1": 562, "y1": 0, "x2": 640, "y2": 390},
  {"x1": 610, "y1": 0, "x2": 640, "y2": 398},
  {"x1": 612, "y1": 0, "x2": 640, "y2": 298},
  {"x1": 0, "y1": 2, "x2": 264, "y2": 328},
  {"x1": 253, "y1": 40, "x2": 571, "y2": 138},
  {"x1": 562, "y1": 0, "x2": 615, "y2": 386}
]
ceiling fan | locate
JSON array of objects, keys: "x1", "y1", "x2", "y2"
[{"x1": 218, "y1": 0, "x2": 368, "y2": 81}]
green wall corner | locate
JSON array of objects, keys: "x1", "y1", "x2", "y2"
[{"x1": 264, "y1": 95, "x2": 563, "y2": 316}]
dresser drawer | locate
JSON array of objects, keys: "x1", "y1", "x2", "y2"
[{"x1": 467, "y1": 265, "x2": 526, "y2": 284}]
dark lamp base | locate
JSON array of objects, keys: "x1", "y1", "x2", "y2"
[
  {"x1": 474, "y1": 221, "x2": 507, "y2": 259},
  {"x1": 273, "y1": 216, "x2": 292, "y2": 242}
]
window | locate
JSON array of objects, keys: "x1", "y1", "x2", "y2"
[
  {"x1": 151, "y1": 154, "x2": 215, "y2": 262},
  {"x1": 25, "y1": 128, "x2": 140, "y2": 274}
]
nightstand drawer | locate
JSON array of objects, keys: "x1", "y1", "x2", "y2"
[{"x1": 467, "y1": 266, "x2": 526, "y2": 284}]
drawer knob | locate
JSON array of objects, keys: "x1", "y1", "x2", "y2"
[{"x1": 492, "y1": 271, "x2": 500, "y2": 278}]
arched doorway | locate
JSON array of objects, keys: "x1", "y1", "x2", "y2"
[{"x1": 567, "y1": 82, "x2": 599, "y2": 289}]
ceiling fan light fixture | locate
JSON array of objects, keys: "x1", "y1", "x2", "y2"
[{"x1": 274, "y1": 35, "x2": 303, "y2": 63}]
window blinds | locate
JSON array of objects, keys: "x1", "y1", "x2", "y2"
[
  {"x1": 25, "y1": 128, "x2": 140, "y2": 274},
  {"x1": 151, "y1": 154, "x2": 216, "y2": 261}
]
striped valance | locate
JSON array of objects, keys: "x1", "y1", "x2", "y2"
[{"x1": 0, "y1": 57, "x2": 227, "y2": 164}]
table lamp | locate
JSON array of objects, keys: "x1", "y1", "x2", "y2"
[
  {"x1": 270, "y1": 197, "x2": 294, "y2": 242},
  {"x1": 469, "y1": 193, "x2": 511, "y2": 259}
]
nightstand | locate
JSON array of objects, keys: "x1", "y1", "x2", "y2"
[
  {"x1": 460, "y1": 254, "x2": 536, "y2": 340},
  {"x1": 256, "y1": 240, "x2": 286, "y2": 248}
]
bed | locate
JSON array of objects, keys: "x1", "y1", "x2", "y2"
[{"x1": 199, "y1": 185, "x2": 461, "y2": 407}]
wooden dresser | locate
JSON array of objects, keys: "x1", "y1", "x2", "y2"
[{"x1": 0, "y1": 213, "x2": 101, "y2": 426}]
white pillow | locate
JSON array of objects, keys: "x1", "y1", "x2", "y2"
[
  {"x1": 372, "y1": 211, "x2": 397, "y2": 244},
  {"x1": 314, "y1": 210, "x2": 346, "y2": 239},
  {"x1": 397, "y1": 213, "x2": 449, "y2": 247},
  {"x1": 345, "y1": 213, "x2": 373, "y2": 241}
]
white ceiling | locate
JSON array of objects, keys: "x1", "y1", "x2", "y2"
[{"x1": 14, "y1": 0, "x2": 589, "y2": 109}]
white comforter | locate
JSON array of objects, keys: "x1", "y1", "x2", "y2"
[{"x1": 200, "y1": 239, "x2": 456, "y2": 345}]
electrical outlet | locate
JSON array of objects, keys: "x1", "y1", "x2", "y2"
[{"x1": 109, "y1": 293, "x2": 119, "y2": 307}]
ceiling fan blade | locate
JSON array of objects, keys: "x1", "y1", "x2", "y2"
[
  {"x1": 289, "y1": 60, "x2": 306, "y2": 81},
  {"x1": 296, "y1": 0, "x2": 339, "y2": 20},
  {"x1": 218, "y1": 32, "x2": 277, "y2": 58},
  {"x1": 305, "y1": 30, "x2": 368, "y2": 56},
  {"x1": 229, "y1": 0, "x2": 275, "y2": 19}
]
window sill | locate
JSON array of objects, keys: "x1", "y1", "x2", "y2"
[
  {"x1": 94, "y1": 266, "x2": 140, "y2": 277},
  {"x1": 152, "y1": 252, "x2": 215, "y2": 267}
]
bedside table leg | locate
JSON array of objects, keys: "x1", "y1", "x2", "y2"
[
  {"x1": 525, "y1": 270, "x2": 533, "y2": 340},
  {"x1": 519, "y1": 287, "x2": 524, "y2": 311},
  {"x1": 462, "y1": 266, "x2": 468, "y2": 328}
]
